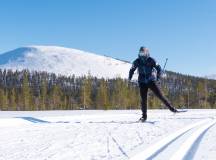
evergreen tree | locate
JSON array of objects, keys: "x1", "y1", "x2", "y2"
[
  {"x1": 81, "y1": 77, "x2": 93, "y2": 109},
  {"x1": 208, "y1": 91, "x2": 216, "y2": 108},
  {"x1": 51, "y1": 84, "x2": 62, "y2": 110},
  {"x1": 127, "y1": 83, "x2": 139, "y2": 109},
  {"x1": 111, "y1": 78, "x2": 123, "y2": 109},
  {"x1": 12, "y1": 88, "x2": 17, "y2": 110},
  {"x1": 197, "y1": 81, "x2": 205, "y2": 108},
  {"x1": 0, "y1": 88, "x2": 8, "y2": 110},
  {"x1": 39, "y1": 80, "x2": 47, "y2": 110},
  {"x1": 21, "y1": 72, "x2": 31, "y2": 110},
  {"x1": 8, "y1": 88, "x2": 16, "y2": 111},
  {"x1": 96, "y1": 79, "x2": 109, "y2": 109}
]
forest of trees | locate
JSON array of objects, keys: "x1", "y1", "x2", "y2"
[{"x1": 0, "y1": 69, "x2": 216, "y2": 111}]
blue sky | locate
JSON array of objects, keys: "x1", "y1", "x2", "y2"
[{"x1": 0, "y1": 0, "x2": 216, "y2": 76}]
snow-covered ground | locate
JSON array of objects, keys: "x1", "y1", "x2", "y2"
[{"x1": 0, "y1": 109, "x2": 216, "y2": 160}]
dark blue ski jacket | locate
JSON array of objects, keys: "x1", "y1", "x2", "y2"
[{"x1": 129, "y1": 56, "x2": 162, "y2": 84}]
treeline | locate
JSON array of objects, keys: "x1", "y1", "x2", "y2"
[
  {"x1": 0, "y1": 69, "x2": 216, "y2": 111},
  {"x1": 160, "y1": 71, "x2": 216, "y2": 109},
  {"x1": 0, "y1": 69, "x2": 140, "y2": 110}
]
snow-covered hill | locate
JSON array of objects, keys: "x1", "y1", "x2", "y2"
[
  {"x1": 206, "y1": 74, "x2": 216, "y2": 80},
  {"x1": 0, "y1": 46, "x2": 136, "y2": 79}
]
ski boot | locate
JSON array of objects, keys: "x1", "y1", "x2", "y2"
[
  {"x1": 169, "y1": 107, "x2": 179, "y2": 113},
  {"x1": 139, "y1": 114, "x2": 147, "y2": 122}
]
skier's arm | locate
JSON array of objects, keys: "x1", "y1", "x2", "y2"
[{"x1": 128, "y1": 59, "x2": 138, "y2": 80}]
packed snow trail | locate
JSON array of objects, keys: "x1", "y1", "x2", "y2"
[
  {"x1": 129, "y1": 119, "x2": 209, "y2": 160},
  {"x1": 0, "y1": 110, "x2": 216, "y2": 160},
  {"x1": 170, "y1": 118, "x2": 216, "y2": 160},
  {"x1": 130, "y1": 117, "x2": 216, "y2": 160}
]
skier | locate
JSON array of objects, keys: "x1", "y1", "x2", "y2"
[{"x1": 128, "y1": 46, "x2": 178, "y2": 122}]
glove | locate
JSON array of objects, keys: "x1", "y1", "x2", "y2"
[
  {"x1": 157, "y1": 72, "x2": 167, "y2": 81},
  {"x1": 130, "y1": 80, "x2": 138, "y2": 86},
  {"x1": 161, "y1": 72, "x2": 167, "y2": 79}
]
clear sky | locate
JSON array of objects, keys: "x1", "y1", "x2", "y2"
[{"x1": 0, "y1": 0, "x2": 215, "y2": 77}]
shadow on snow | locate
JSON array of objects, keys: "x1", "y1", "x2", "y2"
[
  {"x1": 15, "y1": 117, "x2": 158, "y2": 125},
  {"x1": 15, "y1": 117, "x2": 70, "y2": 124}
]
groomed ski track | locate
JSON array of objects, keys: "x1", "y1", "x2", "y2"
[{"x1": 130, "y1": 117, "x2": 216, "y2": 160}]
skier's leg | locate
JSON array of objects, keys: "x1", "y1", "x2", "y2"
[
  {"x1": 139, "y1": 83, "x2": 148, "y2": 118},
  {"x1": 149, "y1": 81, "x2": 177, "y2": 112}
]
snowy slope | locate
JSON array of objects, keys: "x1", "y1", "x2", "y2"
[
  {"x1": 0, "y1": 110, "x2": 216, "y2": 160},
  {"x1": 0, "y1": 46, "x2": 137, "y2": 79},
  {"x1": 206, "y1": 74, "x2": 216, "y2": 80}
]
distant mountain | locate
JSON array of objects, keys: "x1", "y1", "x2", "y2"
[
  {"x1": 206, "y1": 74, "x2": 216, "y2": 80},
  {"x1": 0, "y1": 46, "x2": 137, "y2": 79}
]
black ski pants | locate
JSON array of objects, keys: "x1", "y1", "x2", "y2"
[{"x1": 139, "y1": 81, "x2": 174, "y2": 116}]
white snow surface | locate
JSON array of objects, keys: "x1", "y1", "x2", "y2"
[
  {"x1": 0, "y1": 46, "x2": 137, "y2": 79},
  {"x1": 0, "y1": 109, "x2": 216, "y2": 160},
  {"x1": 206, "y1": 74, "x2": 216, "y2": 80}
]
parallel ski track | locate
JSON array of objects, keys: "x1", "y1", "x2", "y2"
[{"x1": 130, "y1": 118, "x2": 216, "y2": 160}]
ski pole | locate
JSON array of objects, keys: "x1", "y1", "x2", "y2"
[
  {"x1": 162, "y1": 58, "x2": 168, "y2": 72},
  {"x1": 160, "y1": 58, "x2": 168, "y2": 80}
]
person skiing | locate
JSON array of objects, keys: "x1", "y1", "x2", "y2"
[{"x1": 128, "y1": 46, "x2": 178, "y2": 122}]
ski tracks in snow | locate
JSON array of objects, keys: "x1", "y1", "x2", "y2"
[{"x1": 130, "y1": 117, "x2": 216, "y2": 160}]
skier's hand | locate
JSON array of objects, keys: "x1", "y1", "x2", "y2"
[
  {"x1": 129, "y1": 80, "x2": 138, "y2": 86},
  {"x1": 161, "y1": 72, "x2": 167, "y2": 79},
  {"x1": 160, "y1": 71, "x2": 167, "y2": 79},
  {"x1": 157, "y1": 72, "x2": 166, "y2": 81}
]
